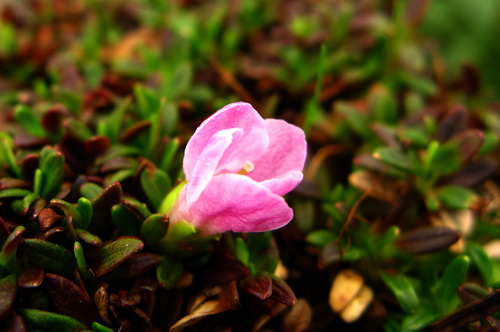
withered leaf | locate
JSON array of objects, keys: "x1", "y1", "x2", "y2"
[
  {"x1": 396, "y1": 226, "x2": 461, "y2": 254},
  {"x1": 282, "y1": 298, "x2": 312, "y2": 332},
  {"x1": 240, "y1": 274, "x2": 273, "y2": 300},
  {"x1": 44, "y1": 273, "x2": 97, "y2": 327}
]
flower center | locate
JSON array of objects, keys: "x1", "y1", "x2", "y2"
[{"x1": 237, "y1": 161, "x2": 254, "y2": 175}]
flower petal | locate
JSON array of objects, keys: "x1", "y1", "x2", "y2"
[
  {"x1": 174, "y1": 174, "x2": 294, "y2": 234},
  {"x1": 183, "y1": 102, "x2": 269, "y2": 178},
  {"x1": 185, "y1": 128, "x2": 241, "y2": 207},
  {"x1": 248, "y1": 119, "x2": 306, "y2": 193},
  {"x1": 259, "y1": 171, "x2": 304, "y2": 196}
]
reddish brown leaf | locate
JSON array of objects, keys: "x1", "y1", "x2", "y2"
[
  {"x1": 397, "y1": 226, "x2": 461, "y2": 254},
  {"x1": 240, "y1": 274, "x2": 273, "y2": 300},
  {"x1": 44, "y1": 273, "x2": 97, "y2": 327}
]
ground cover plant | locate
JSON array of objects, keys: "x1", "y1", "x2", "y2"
[{"x1": 1, "y1": 0, "x2": 500, "y2": 331}]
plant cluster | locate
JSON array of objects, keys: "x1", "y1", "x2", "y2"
[{"x1": 1, "y1": 0, "x2": 500, "y2": 331}]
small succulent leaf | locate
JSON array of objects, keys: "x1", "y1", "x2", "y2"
[
  {"x1": 240, "y1": 274, "x2": 273, "y2": 300},
  {"x1": 140, "y1": 168, "x2": 172, "y2": 210},
  {"x1": 80, "y1": 182, "x2": 103, "y2": 201},
  {"x1": 103, "y1": 169, "x2": 135, "y2": 186},
  {"x1": 0, "y1": 216, "x2": 9, "y2": 246},
  {"x1": 457, "y1": 282, "x2": 489, "y2": 304},
  {"x1": 396, "y1": 226, "x2": 460, "y2": 254},
  {"x1": 401, "y1": 307, "x2": 438, "y2": 332},
  {"x1": 381, "y1": 273, "x2": 419, "y2": 313},
  {"x1": 270, "y1": 275, "x2": 297, "y2": 306},
  {"x1": 44, "y1": 273, "x2": 97, "y2": 327},
  {"x1": 445, "y1": 129, "x2": 484, "y2": 163},
  {"x1": 467, "y1": 243, "x2": 496, "y2": 286},
  {"x1": 14, "y1": 104, "x2": 45, "y2": 137},
  {"x1": 17, "y1": 262, "x2": 44, "y2": 288},
  {"x1": 84, "y1": 135, "x2": 110, "y2": 156},
  {"x1": 373, "y1": 147, "x2": 419, "y2": 174},
  {"x1": 139, "y1": 214, "x2": 169, "y2": 245},
  {"x1": 306, "y1": 229, "x2": 336, "y2": 247},
  {"x1": 11, "y1": 192, "x2": 39, "y2": 216},
  {"x1": 100, "y1": 156, "x2": 138, "y2": 173},
  {"x1": 0, "y1": 188, "x2": 32, "y2": 199},
  {"x1": 92, "y1": 321, "x2": 114, "y2": 332},
  {"x1": 1, "y1": 310, "x2": 25, "y2": 332},
  {"x1": 336, "y1": 102, "x2": 372, "y2": 140},
  {"x1": 39, "y1": 148, "x2": 64, "y2": 199},
  {"x1": 94, "y1": 237, "x2": 144, "y2": 277},
  {"x1": 0, "y1": 134, "x2": 22, "y2": 178},
  {"x1": 103, "y1": 252, "x2": 161, "y2": 281},
  {"x1": 437, "y1": 185, "x2": 477, "y2": 209},
  {"x1": 156, "y1": 255, "x2": 184, "y2": 290},
  {"x1": 111, "y1": 204, "x2": 141, "y2": 236},
  {"x1": 434, "y1": 255, "x2": 470, "y2": 315},
  {"x1": 19, "y1": 308, "x2": 86, "y2": 332},
  {"x1": 439, "y1": 159, "x2": 496, "y2": 187},
  {"x1": 74, "y1": 241, "x2": 88, "y2": 270},
  {"x1": 122, "y1": 198, "x2": 152, "y2": 219},
  {"x1": 50, "y1": 199, "x2": 82, "y2": 229},
  {"x1": 1, "y1": 225, "x2": 25, "y2": 257},
  {"x1": 22, "y1": 239, "x2": 76, "y2": 275},
  {"x1": 75, "y1": 229, "x2": 102, "y2": 248},
  {"x1": 77, "y1": 197, "x2": 92, "y2": 230},
  {"x1": 88, "y1": 182, "x2": 122, "y2": 235},
  {"x1": 235, "y1": 237, "x2": 250, "y2": 266},
  {"x1": 0, "y1": 178, "x2": 31, "y2": 190},
  {"x1": 0, "y1": 273, "x2": 17, "y2": 320}
]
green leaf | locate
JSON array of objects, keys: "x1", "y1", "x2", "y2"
[
  {"x1": 94, "y1": 237, "x2": 144, "y2": 277},
  {"x1": 381, "y1": 273, "x2": 419, "y2": 313},
  {"x1": 373, "y1": 147, "x2": 419, "y2": 174},
  {"x1": 140, "y1": 168, "x2": 171, "y2": 210},
  {"x1": 401, "y1": 307, "x2": 438, "y2": 332},
  {"x1": 0, "y1": 273, "x2": 17, "y2": 320},
  {"x1": 140, "y1": 214, "x2": 169, "y2": 245},
  {"x1": 11, "y1": 192, "x2": 39, "y2": 216},
  {"x1": 156, "y1": 255, "x2": 183, "y2": 290},
  {"x1": 77, "y1": 197, "x2": 92, "y2": 230},
  {"x1": 38, "y1": 147, "x2": 65, "y2": 199},
  {"x1": 160, "y1": 138, "x2": 179, "y2": 171},
  {"x1": 0, "y1": 133, "x2": 21, "y2": 178},
  {"x1": 306, "y1": 229, "x2": 336, "y2": 247},
  {"x1": 80, "y1": 183, "x2": 103, "y2": 201},
  {"x1": 14, "y1": 104, "x2": 45, "y2": 137},
  {"x1": 50, "y1": 199, "x2": 83, "y2": 229},
  {"x1": 22, "y1": 239, "x2": 76, "y2": 276},
  {"x1": 0, "y1": 188, "x2": 32, "y2": 199},
  {"x1": 437, "y1": 185, "x2": 477, "y2": 209},
  {"x1": 92, "y1": 322, "x2": 114, "y2": 332},
  {"x1": 434, "y1": 255, "x2": 470, "y2": 315},
  {"x1": 235, "y1": 237, "x2": 250, "y2": 266},
  {"x1": 467, "y1": 242, "x2": 498, "y2": 286},
  {"x1": 111, "y1": 204, "x2": 141, "y2": 236},
  {"x1": 19, "y1": 308, "x2": 86, "y2": 332}
]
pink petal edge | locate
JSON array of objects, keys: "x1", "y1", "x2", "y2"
[{"x1": 178, "y1": 173, "x2": 294, "y2": 234}]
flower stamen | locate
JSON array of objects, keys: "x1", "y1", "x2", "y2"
[{"x1": 237, "y1": 161, "x2": 254, "y2": 175}]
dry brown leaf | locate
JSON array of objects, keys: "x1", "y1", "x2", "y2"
[
  {"x1": 340, "y1": 285, "x2": 374, "y2": 323},
  {"x1": 282, "y1": 298, "x2": 312, "y2": 332},
  {"x1": 329, "y1": 269, "x2": 364, "y2": 313},
  {"x1": 170, "y1": 300, "x2": 223, "y2": 332}
]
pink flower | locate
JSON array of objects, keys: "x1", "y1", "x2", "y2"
[{"x1": 169, "y1": 102, "x2": 307, "y2": 234}]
